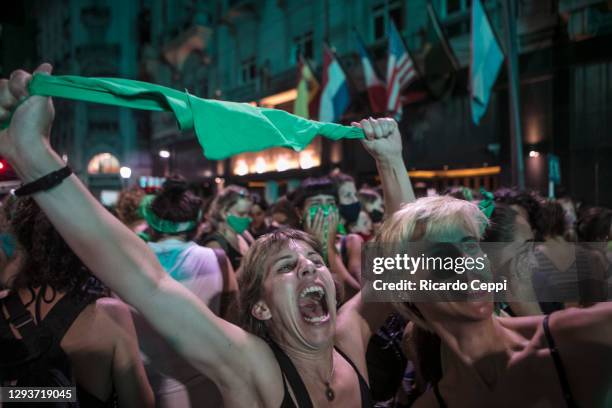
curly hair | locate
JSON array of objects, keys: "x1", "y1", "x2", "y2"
[
  {"x1": 116, "y1": 187, "x2": 146, "y2": 226},
  {"x1": 7, "y1": 197, "x2": 105, "y2": 295}
]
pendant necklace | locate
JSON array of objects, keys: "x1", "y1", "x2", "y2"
[{"x1": 324, "y1": 359, "x2": 336, "y2": 401}]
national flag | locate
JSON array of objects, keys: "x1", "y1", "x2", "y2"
[
  {"x1": 294, "y1": 56, "x2": 320, "y2": 119},
  {"x1": 470, "y1": 0, "x2": 504, "y2": 124},
  {"x1": 354, "y1": 29, "x2": 386, "y2": 113},
  {"x1": 318, "y1": 44, "x2": 351, "y2": 123},
  {"x1": 386, "y1": 21, "x2": 417, "y2": 116}
]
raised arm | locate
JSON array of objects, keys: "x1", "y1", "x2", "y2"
[
  {"x1": 0, "y1": 65, "x2": 260, "y2": 388},
  {"x1": 337, "y1": 118, "x2": 412, "y2": 350},
  {"x1": 353, "y1": 117, "x2": 415, "y2": 215}
]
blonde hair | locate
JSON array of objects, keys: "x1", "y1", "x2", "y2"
[{"x1": 374, "y1": 196, "x2": 488, "y2": 328}]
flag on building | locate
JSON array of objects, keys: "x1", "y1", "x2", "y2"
[
  {"x1": 294, "y1": 56, "x2": 320, "y2": 119},
  {"x1": 386, "y1": 21, "x2": 417, "y2": 117},
  {"x1": 318, "y1": 44, "x2": 351, "y2": 123},
  {"x1": 354, "y1": 29, "x2": 386, "y2": 113},
  {"x1": 423, "y1": 2, "x2": 459, "y2": 99},
  {"x1": 470, "y1": 0, "x2": 504, "y2": 124}
]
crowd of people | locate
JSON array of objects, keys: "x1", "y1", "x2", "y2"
[{"x1": 0, "y1": 64, "x2": 611, "y2": 407}]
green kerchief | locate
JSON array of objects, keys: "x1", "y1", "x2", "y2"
[
  {"x1": 478, "y1": 187, "x2": 496, "y2": 219},
  {"x1": 140, "y1": 195, "x2": 200, "y2": 234},
  {"x1": 3, "y1": 74, "x2": 364, "y2": 160}
]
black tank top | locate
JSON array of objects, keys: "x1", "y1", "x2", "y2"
[
  {"x1": 268, "y1": 340, "x2": 373, "y2": 408},
  {"x1": 0, "y1": 291, "x2": 115, "y2": 408},
  {"x1": 432, "y1": 314, "x2": 578, "y2": 408}
]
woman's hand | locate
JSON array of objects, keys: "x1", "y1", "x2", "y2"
[
  {"x1": 304, "y1": 207, "x2": 338, "y2": 249},
  {"x1": 351, "y1": 117, "x2": 415, "y2": 213},
  {"x1": 352, "y1": 117, "x2": 403, "y2": 164},
  {"x1": 0, "y1": 63, "x2": 60, "y2": 181}
]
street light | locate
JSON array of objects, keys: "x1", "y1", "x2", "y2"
[
  {"x1": 159, "y1": 150, "x2": 171, "y2": 176},
  {"x1": 528, "y1": 150, "x2": 540, "y2": 158},
  {"x1": 120, "y1": 166, "x2": 131, "y2": 189},
  {"x1": 120, "y1": 166, "x2": 132, "y2": 179}
]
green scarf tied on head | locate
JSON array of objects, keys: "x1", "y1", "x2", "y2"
[
  {"x1": 1, "y1": 74, "x2": 364, "y2": 160},
  {"x1": 478, "y1": 187, "x2": 496, "y2": 219},
  {"x1": 139, "y1": 195, "x2": 201, "y2": 234}
]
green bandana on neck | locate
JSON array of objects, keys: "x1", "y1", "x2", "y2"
[{"x1": 140, "y1": 195, "x2": 200, "y2": 234}]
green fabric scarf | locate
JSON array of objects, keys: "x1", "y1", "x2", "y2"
[
  {"x1": 2, "y1": 74, "x2": 364, "y2": 160},
  {"x1": 140, "y1": 195, "x2": 200, "y2": 234}
]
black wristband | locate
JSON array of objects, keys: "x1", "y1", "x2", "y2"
[{"x1": 14, "y1": 166, "x2": 73, "y2": 197}]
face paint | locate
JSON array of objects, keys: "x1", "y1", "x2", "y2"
[
  {"x1": 339, "y1": 201, "x2": 361, "y2": 224},
  {"x1": 227, "y1": 214, "x2": 252, "y2": 234}
]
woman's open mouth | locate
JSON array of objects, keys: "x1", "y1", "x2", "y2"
[{"x1": 297, "y1": 285, "x2": 330, "y2": 324}]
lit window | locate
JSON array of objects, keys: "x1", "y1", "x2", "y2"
[
  {"x1": 87, "y1": 153, "x2": 120, "y2": 174},
  {"x1": 230, "y1": 139, "x2": 322, "y2": 176}
]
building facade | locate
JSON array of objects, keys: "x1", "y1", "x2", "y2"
[
  {"x1": 2, "y1": 0, "x2": 610, "y2": 205},
  {"x1": 143, "y1": 0, "x2": 612, "y2": 205},
  {"x1": 33, "y1": 0, "x2": 148, "y2": 200}
]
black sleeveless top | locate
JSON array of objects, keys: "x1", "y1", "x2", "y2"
[
  {"x1": 432, "y1": 313, "x2": 578, "y2": 408},
  {"x1": 268, "y1": 340, "x2": 373, "y2": 408},
  {"x1": 0, "y1": 290, "x2": 115, "y2": 408}
]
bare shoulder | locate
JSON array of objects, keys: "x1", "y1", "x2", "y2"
[
  {"x1": 67, "y1": 297, "x2": 134, "y2": 344},
  {"x1": 60, "y1": 297, "x2": 125, "y2": 352},
  {"x1": 94, "y1": 296, "x2": 131, "y2": 316},
  {"x1": 90, "y1": 297, "x2": 138, "y2": 330},
  {"x1": 345, "y1": 233, "x2": 363, "y2": 249}
]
